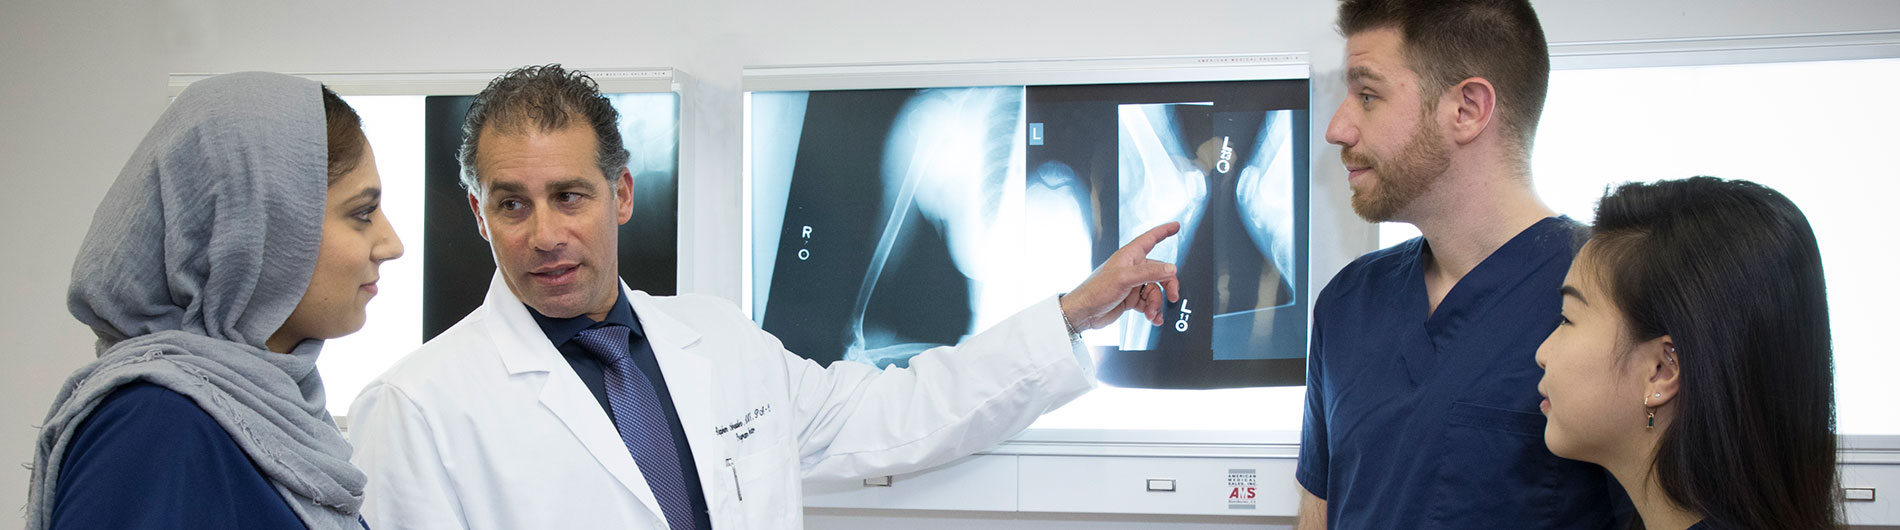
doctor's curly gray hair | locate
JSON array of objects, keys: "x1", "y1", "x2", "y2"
[{"x1": 457, "y1": 64, "x2": 630, "y2": 192}]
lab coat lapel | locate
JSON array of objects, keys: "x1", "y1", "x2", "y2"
[
  {"x1": 483, "y1": 274, "x2": 670, "y2": 525},
  {"x1": 625, "y1": 289, "x2": 726, "y2": 504}
]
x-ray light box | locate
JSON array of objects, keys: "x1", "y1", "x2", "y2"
[{"x1": 743, "y1": 56, "x2": 1311, "y2": 392}]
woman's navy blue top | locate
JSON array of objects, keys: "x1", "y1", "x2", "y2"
[{"x1": 49, "y1": 382, "x2": 307, "y2": 529}]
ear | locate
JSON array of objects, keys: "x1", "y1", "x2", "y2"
[
  {"x1": 1640, "y1": 335, "x2": 1682, "y2": 407},
  {"x1": 614, "y1": 167, "x2": 635, "y2": 225},
  {"x1": 467, "y1": 191, "x2": 492, "y2": 242},
  {"x1": 1446, "y1": 77, "x2": 1497, "y2": 145}
]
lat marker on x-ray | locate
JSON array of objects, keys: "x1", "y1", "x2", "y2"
[
  {"x1": 1215, "y1": 136, "x2": 1234, "y2": 174},
  {"x1": 1175, "y1": 297, "x2": 1192, "y2": 332}
]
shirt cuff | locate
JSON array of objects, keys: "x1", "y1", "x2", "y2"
[{"x1": 1044, "y1": 294, "x2": 1097, "y2": 381}]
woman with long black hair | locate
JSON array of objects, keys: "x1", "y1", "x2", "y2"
[{"x1": 1536, "y1": 176, "x2": 1840, "y2": 530}]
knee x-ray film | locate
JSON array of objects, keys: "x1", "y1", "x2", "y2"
[{"x1": 750, "y1": 80, "x2": 1308, "y2": 388}]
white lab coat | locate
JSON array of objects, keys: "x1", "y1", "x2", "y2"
[{"x1": 347, "y1": 275, "x2": 1094, "y2": 530}]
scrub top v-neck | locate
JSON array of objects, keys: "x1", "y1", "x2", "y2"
[{"x1": 1297, "y1": 217, "x2": 1627, "y2": 530}]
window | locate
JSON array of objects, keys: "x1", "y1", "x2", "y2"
[{"x1": 1380, "y1": 58, "x2": 1900, "y2": 436}]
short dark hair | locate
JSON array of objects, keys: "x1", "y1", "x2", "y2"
[
  {"x1": 1337, "y1": 0, "x2": 1550, "y2": 156},
  {"x1": 457, "y1": 64, "x2": 629, "y2": 192},
  {"x1": 1587, "y1": 177, "x2": 1841, "y2": 530},
  {"x1": 322, "y1": 85, "x2": 367, "y2": 185}
]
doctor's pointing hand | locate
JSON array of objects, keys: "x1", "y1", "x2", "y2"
[{"x1": 1060, "y1": 221, "x2": 1183, "y2": 332}]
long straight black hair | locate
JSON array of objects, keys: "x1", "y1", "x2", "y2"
[{"x1": 1587, "y1": 177, "x2": 1840, "y2": 530}]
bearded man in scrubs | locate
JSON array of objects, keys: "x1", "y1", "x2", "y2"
[{"x1": 1294, "y1": 1, "x2": 1627, "y2": 528}]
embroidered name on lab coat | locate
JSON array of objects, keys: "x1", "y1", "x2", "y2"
[{"x1": 715, "y1": 404, "x2": 771, "y2": 441}]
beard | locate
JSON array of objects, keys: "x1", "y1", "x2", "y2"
[{"x1": 1344, "y1": 116, "x2": 1451, "y2": 223}]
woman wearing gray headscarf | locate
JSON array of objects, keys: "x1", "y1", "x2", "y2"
[{"x1": 25, "y1": 72, "x2": 403, "y2": 529}]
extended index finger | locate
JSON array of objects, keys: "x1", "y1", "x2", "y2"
[{"x1": 1118, "y1": 221, "x2": 1182, "y2": 260}]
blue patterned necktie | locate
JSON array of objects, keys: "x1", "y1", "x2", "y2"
[{"x1": 574, "y1": 325, "x2": 697, "y2": 530}]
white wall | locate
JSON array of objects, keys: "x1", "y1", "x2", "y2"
[
  {"x1": 3, "y1": 0, "x2": 1898, "y2": 526},
  {"x1": 0, "y1": 0, "x2": 173, "y2": 518}
]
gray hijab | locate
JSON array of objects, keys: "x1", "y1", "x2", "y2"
[{"x1": 27, "y1": 72, "x2": 366, "y2": 529}]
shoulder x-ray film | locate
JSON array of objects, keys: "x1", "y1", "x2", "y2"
[{"x1": 750, "y1": 80, "x2": 1309, "y2": 388}]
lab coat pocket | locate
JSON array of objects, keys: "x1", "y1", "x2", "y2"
[
  {"x1": 724, "y1": 442, "x2": 798, "y2": 529},
  {"x1": 1422, "y1": 401, "x2": 1557, "y2": 528}
]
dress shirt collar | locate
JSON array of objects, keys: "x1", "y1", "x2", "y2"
[{"x1": 526, "y1": 289, "x2": 645, "y2": 346}]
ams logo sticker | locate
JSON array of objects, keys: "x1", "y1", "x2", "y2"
[{"x1": 1227, "y1": 468, "x2": 1257, "y2": 509}]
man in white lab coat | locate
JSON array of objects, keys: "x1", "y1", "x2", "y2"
[{"x1": 347, "y1": 64, "x2": 1182, "y2": 530}]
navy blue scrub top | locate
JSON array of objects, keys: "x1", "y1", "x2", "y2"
[
  {"x1": 1296, "y1": 217, "x2": 1628, "y2": 529},
  {"x1": 50, "y1": 382, "x2": 314, "y2": 530}
]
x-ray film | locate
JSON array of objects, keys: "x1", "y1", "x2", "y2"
[
  {"x1": 1113, "y1": 104, "x2": 1301, "y2": 360},
  {"x1": 751, "y1": 80, "x2": 1308, "y2": 388}
]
